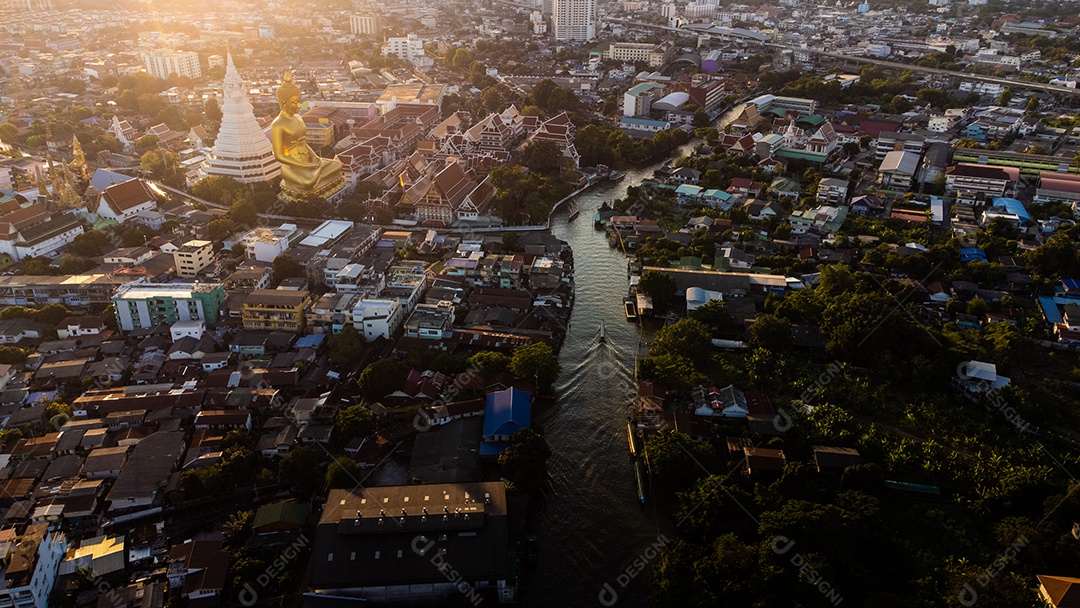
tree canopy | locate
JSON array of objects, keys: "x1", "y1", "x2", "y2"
[
  {"x1": 357, "y1": 358, "x2": 409, "y2": 399},
  {"x1": 637, "y1": 270, "x2": 677, "y2": 313},
  {"x1": 509, "y1": 342, "x2": 561, "y2": 391}
]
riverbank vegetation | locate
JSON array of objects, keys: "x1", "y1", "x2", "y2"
[{"x1": 639, "y1": 258, "x2": 1080, "y2": 607}]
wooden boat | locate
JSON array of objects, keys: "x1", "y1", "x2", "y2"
[
  {"x1": 567, "y1": 201, "x2": 580, "y2": 221},
  {"x1": 624, "y1": 299, "x2": 637, "y2": 320},
  {"x1": 633, "y1": 460, "x2": 647, "y2": 506},
  {"x1": 627, "y1": 419, "x2": 642, "y2": 458}
]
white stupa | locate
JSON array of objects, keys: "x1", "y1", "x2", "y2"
[{"x1": 204, "y1": 51, "x2": 281, "y2": 183}]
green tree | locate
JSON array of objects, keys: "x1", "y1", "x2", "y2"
[
  {"x1": 967, "y1": 297, "x2": 989, "y2": 317},
  {"x1": 747, "y1": 313, "x2": 792, "y2": 349},
  {"x1": 998, "y1": 87, "x2": 1014, "y2": 106},
  {"x1": 690, "y1": 299, "x2": 731, "y2": 329},
  {"x1": 34, "y1": 303, "x2": 73, "y2": 325},
  {"x1": 818, "y1": 263, "x2": 856, "y2": 297},
  {"x1": 222, "y1": 510, "x2": 253, "y2": 549},
  {"x1": 0, "y1": 122, "x2": 19, "y2": 144},
  {"x1": 481, "y1": 86, "x2": 503, "y2": 113},
  {"x1": 0, "y1": 347, "x2": 29, "y2": 365},
  {"x1": 637, "y1": 270, "x2": 677, "y2": 313},
  {"x1": 328, "y1": 325, "x2": 365, "y2": 367},
  {"x1": 645, "y1": 430, "x2": 718, "y2": 497},
  {"x1": 509, "y1": 342, "x2": 561, "y2": 391},
  {"x1": 58, "y1": 255, "x2": 96, "y2": 275},
  {"x1": 520, "y1": 139, "x2": 565, "y2": 176},
  {"x1": 230, "y1": 197, "x2": 258, "y2": 228},
  {"x1": 468, "y1": 351, "x2": 511, "y2": 380},
  {"x1": 652, "y1": 319, "x2": 712, "y2": 367},
  {"x1": 497, "y1": 429, "x2": 551, "y2": 495},
  {"x1": 19, "y1": 256, "x2": 57, "y2": 275},
  {"x1": 451, "y1": 48, "x2": 475, "y2": 69},
  {"x1": 139, "y1": 149, "x2": 181, "y2": 186},
  {"x1": 326, "y1": 457, "x2": 365, "y2": 489},
  {"x1": 67, "y1": 230, "x2": 112, "y2": 257},
  {"x1": 207, "y1": 217, "x2": 236, "y2": 242},
  {"x1": 278, "y1": 445, "x2": 321, "y2": 494},
  {"x1": 222, "y1": 429, "x2": 256, "y2": 452},
  {"x1": 180, "y1": 469, "x2": 207, "y2": 497},
  {"x1": 272, "y1": 254, "x2": 305, "y2": 286},
  {"x1": 135, "y1": 134, "x2": 159, "y2": 153},
  {"x1": 192, "y1": 175, "x2": 243, "y2": 204},
  {"x1": 502, "y1": 231, "x2": 520, "y2": 252},
  {"x1": 638, "y1": 353, "x2": 706, "y2": 391},
  {"x1": 890, "y1": 95, "x2": 914, "y2": 113},
  {"x1": 334, "y1": 404, "x2": 375, "y2": 442},
  {"x1": 357, "y1": 358, "x2": 409, "y2": 399},
  {"x1": 44, "y1": 401, "x2": 72, "y2": 423},
  {"x1": 205, "y1": 97, "x2": 223, "y2": 123}
]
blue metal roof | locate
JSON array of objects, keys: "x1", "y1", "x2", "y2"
[
  {"x1": 959, "y1": 247, "x2": 988, "y2": 263},
  {"x1": 1039, "y1": 296, "x2": 1064, "y2": 324},
  {"x1": 991, "y1": 197, "x2": 1031, "y2": 223},
  {"x1": 482, "y1": 387, "x2": 530, "y2": 439},
  {"x1": 295, "y1": 334, "x2": 325, "y2": 348}
]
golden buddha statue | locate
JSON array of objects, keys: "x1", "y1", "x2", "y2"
[{"x1": 271, "y1": 72, "x2": 344, "y2": 202}]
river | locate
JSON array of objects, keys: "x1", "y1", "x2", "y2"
[{"x1": 523, "y1": 144, "x2": 694, "y2": 608}]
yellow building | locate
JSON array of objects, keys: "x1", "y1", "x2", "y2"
[
  {"x1": 173, "y1": 239, "x2": 215, "y2": 278},
  {"x1": 241, "y1": 289, "x2": 311, "y2": 332}
]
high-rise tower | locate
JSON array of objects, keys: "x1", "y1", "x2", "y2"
[
  {"x1": 204, "y1": 51, "x2": 281, "y2": 183},
  {"x1": 553, "y1": 0, "x2": 596, "y2": 41}
]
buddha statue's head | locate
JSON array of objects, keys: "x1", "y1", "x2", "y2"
[{"x1": 276, "y1": 71, "x2": 303, "y2": 116}]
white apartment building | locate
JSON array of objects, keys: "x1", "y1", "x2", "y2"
[
  {"x1": 352, "y1": 297, "x2": 404, "y2": 341},
  {"x1": 173, "y1": 240, "x2": 215, "y2": 278},
  {"x1": 0, "y1": 524, "x2": 67, "y2": 608},
  {"x1": 959, "y1": 81, "x2": 1005, "y2": 96},
  {"x1": 142, "y1": 51, "x2": 202, "y2": 80},
  {"x1": 350, "y1": 14, "x2": 382, "y2": 36},
  {"x1": 554, "y1": 0, "x2": 596, "y2": 41},
  {"x1": 684, "y1": 3, "x2": 715, "y2": 18},
  {"x1": 382, "y1": 34, "x2": 433, "y2": 69},
  {"x1": 927, "y1": 115, "x2": 958, "y2": 133},
  {"x1": 242, "y1": 224, "x2": 301, "y2": 263},
  {"x1": 601, "y1": 41, "x2": 673, "y2": 67}
]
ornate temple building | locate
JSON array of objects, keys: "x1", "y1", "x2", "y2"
[{"x1": 204, "y1": 52, "x2": 281, "y2": 183}]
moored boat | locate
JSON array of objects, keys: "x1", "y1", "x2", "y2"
[
  {"x1": 633, "y1": 460, "x2": 647, "y2": 506},
  {"x1": 627, "y1": 419, "x2": 642, "y2": 458}
]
